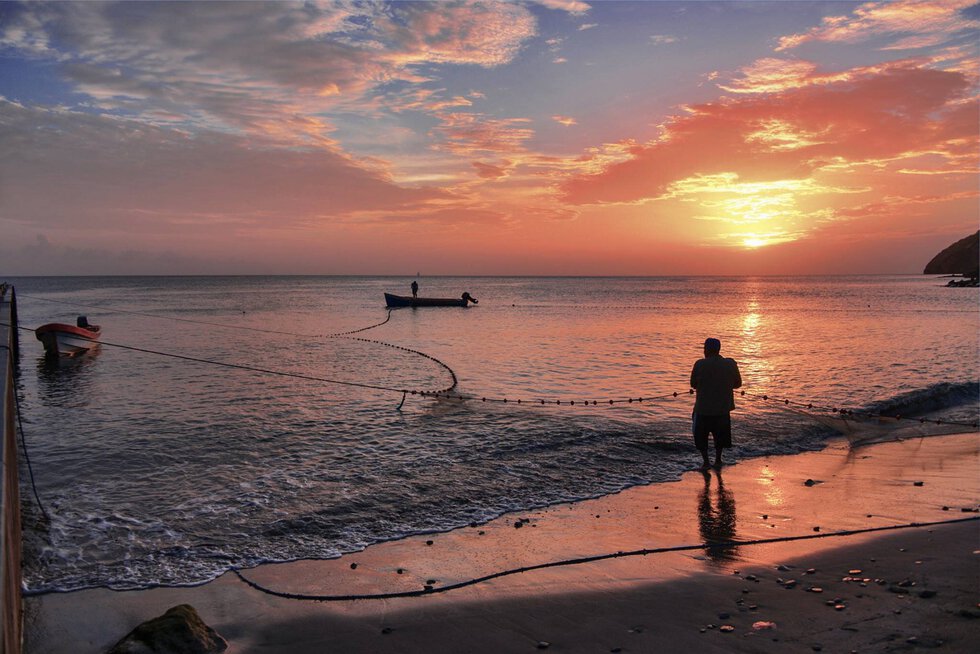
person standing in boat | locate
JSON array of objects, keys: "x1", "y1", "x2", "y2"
[
  {"x1": 411, "y1": 280, "x2": 419, "y2": 298},
  {"x1": 690, "y1": 337, "x2": 742, "y2": 470}
]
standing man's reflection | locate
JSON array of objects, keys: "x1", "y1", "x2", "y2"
[{"x1": 697, "y1": 470, "x2": 738, "y2": 563}]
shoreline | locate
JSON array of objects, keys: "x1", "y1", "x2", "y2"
[{"x1": 25, "y1": 432, "x2": 980, "y2": 652}]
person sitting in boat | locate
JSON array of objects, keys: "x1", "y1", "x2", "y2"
[
  {"x1": 462, "y1": 292, "x2": 478, "y2": 305},
  {"x1": 411, "y1": 280, "x2": 419, "y2": 298},
  {"x1": 75, "y1": 315, "x2": 99, "y2": 332}
]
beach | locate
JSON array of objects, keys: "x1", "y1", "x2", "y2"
[{"x1": 24, "y1": 432, "x2": 979, "y2": 653}]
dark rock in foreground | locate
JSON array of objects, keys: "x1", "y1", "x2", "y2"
[
  {"x1": 107, "y1": 604, "x2": 227, "y2": 654},
  {"x1": 923, "y1": 231, "x2": 979, "y2": 279}
]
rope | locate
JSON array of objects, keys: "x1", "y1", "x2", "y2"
[
  {"x1": 16, "y1": 294, "x2": 392, "y2": 339},
  {"x1": 0, "y1": 344, "x2": 49, "y2": 521},
  {"x1": 231, "y1": 516, "x2": 979, "y2": 602},
  {"x1": 9, "y1": 324, "x2": 425, "y2": 396},
  {"x1": 342, "y1": 333, "x2": 457, "y2": 394},
  {"x1": 740, "y1": 390, "x2": 979, "y2": 429},
  {"x1": 9, "y1": 294, "x2": 979, "y2": 422},
  {"x1": 7, "y1": 321, "x2": 695, "y2": 406},
  {"x1": 10, "y1": 322, "x2": 976, "y2": 423}
]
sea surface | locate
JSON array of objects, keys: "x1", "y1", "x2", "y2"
[{"x1": 6, "y1": 275, "x2": 979, "y2": 593}]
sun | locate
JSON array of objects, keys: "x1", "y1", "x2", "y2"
[{"x1": 742, "y1": 237, "x2": 769, "y2": 248}]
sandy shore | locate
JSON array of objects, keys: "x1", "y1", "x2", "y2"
[{"x1": 24, "y1": 432, "x2": 979, "y2": 653}]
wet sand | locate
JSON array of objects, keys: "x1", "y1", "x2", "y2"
[{"x1": 24, "y1": 432, "x2": 980, "y2": 653}]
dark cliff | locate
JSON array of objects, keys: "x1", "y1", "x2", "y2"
[{"x1": 923, "y1": 231, "x2": 979, "y2": 276}]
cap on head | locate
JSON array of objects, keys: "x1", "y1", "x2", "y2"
[{"x1": 704, "y1": 337, "x2": 721, "y2": 353}]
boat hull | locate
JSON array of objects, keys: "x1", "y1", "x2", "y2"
[
  {"x1": 385, "y1": 293, "x2": 468, "y2": 307},
  {"x1": 35, "y1": 323, "x2": 101, "y2": 357}
]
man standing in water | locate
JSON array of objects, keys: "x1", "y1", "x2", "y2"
[
  {"x1": 690, "y1": 338, "x2": 742, "y2": 470},
  {"x1": 411, "y1": 279, "x2": 419, "y2": 298}
]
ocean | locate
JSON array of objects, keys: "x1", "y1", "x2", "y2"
[{"x1": 6, "y1": 275, "x2": 978, "y2": 593}]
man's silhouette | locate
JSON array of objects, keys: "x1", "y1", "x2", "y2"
[{"x1": 690, "y1": 338, "x2": 742, "y2": 469}]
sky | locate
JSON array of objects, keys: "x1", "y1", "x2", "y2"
[{"x1": 0, "y1": 0, "x2": 977, "y2": 275}]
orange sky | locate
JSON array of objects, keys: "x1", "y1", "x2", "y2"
[{"x1": 0, "y1": 1, "x2": 977, "y2": 275}]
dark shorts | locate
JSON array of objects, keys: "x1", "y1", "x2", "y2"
[{"x1": 693, "y1": 412, "x2": 732, "y2": 450}]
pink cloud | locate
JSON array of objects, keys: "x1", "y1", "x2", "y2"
[
  {"x1": 472, "y1": 161, "x2": 512, "y2": 179},
  {"x1": 562, "y1": 61, "x2": 976, "y2": 205},
  {"x1": 431, "y1": 112, "x2": 535, "y2": 155},
  {"x1": 777, "y1": 0, "x2": 978, "y2": 51},
  {"x1": 535, "y1": 0, "x2": 591, "y2": 16}
]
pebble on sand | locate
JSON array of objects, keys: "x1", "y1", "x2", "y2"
[
  {"x1": 350, "y1": 563, "x2": 357, "y2": 570},
  {"x1": 752, "y1": 621, "x2": 776, "y2": 630},
  {"x1": 536, "y1": 641, "x2": 550, "y2": 649},
  {"x1": 719, "y1": 625, "x2": 735, "y2": 633}
]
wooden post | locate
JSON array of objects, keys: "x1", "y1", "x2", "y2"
[{"x1": 0, "y1": 287, "x2": 23, "y2": 654}]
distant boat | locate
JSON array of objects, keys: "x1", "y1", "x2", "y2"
[
  {"x1": 384, "y1": 292, "x2": 478, "y2": 308},
  {"x1": 35, "y1": 316, "x2": 101, "y2": 357}
]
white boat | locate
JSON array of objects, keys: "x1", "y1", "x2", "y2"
[{"x1": 35, "y1": 316, "x2": 101, "y2": 357}]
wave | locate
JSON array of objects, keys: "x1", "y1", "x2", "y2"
[{"x1": 863, "y1": 380, "x2": 979, "y2": 420}]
